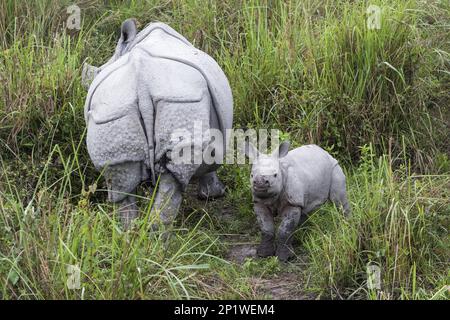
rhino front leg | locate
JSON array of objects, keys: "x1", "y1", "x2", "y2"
[
  {"x1": 254, "y1": 203, "x2": 275, "y2": 257},
  {"x1": 276, "y1": 206, "x2": 302, "y2": 261},
  {"x1": 117, "y1": 194, "x2": 139, "y2": 230},
  {"x1": 197, "y1": 171, "x2": 225, "y2": 199},
  {"x1": 152, "y1": 172, "x2": 183, "y2": 227}
]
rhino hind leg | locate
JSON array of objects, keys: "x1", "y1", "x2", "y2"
[
  {"x1": 152, "y1": 172, "x2": 183, "y2": 227},
  {"x1": 329, "y1": 165, "x2": 351, "y2": 217},
  {"x1": 105, "y1": 162, "x2": 146, "y2": 230},
  {"x1": 197, "y1": 171, "x2": 225, "y2": 200},
  {"x1": 118, "y1": 195, "x2": 139, "y2": 230}
]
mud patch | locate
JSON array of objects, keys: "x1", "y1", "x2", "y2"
[
  {"x1": 226, "y1": 240, "x2": 314, "y2": 299},
  {"x1": 250, "y1": 273, "x2": 313, "y2": 300},
  {"x1": 227, "y1": 243, "x2": 257, "y2": 264}
]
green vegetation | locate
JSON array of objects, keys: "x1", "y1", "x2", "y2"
[{"x1": 0, "y1": 0, "x2": 448, "y2": 299}]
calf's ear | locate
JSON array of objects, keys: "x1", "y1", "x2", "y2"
[
  {"x1": 272, "y1": 140, "x2": 290, "y2": 158},
  {"x1": 243, "y1": 141, "x2": 260, "y2": 160}
]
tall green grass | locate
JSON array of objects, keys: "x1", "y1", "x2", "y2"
[
  {"x1": 302, "y1": 144, "x2": 449, "y2": 299},
  {"x1": 1, "y1": 0, "x2": 448, "y2": 166},
  {"x1": 0, "y1": 137, "x2": 247, "y2": 299}
]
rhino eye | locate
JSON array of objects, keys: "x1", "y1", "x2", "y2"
[
  {"x1": 251, "y1": 173, "x2": 254, "y2": 178},
  {"x1": 273, "y1": 173, "x2": 277, "y2": 177}
]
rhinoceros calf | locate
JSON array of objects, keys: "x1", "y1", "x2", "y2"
[
  {"x1": 245, "y1": 141, "x2": 350, "y2": 261},
  {"x1": 83, "y1": 19, "x2": 233, "y2": 229}
]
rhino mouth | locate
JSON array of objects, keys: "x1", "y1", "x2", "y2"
[
  {"x1": 252, "y1": 186, "x2": 277, "y2": 198},
  {"x1": 253, "y1": 186, "x2": 269, "y2": 192}
]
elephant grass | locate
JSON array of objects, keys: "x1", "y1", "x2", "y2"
[
  {"x1": 302, "y1": 144, "x2": 449, "y2": 299},
  {"x1": 0, "y1": 140, "x2": 240, "y2": 299},
  {"x1": 1, "y1": 138, "x2": 448, "y2": 299}
]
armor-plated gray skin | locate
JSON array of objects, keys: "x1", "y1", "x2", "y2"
[
  {"x1": 83, "y1": 19, "x2": 233, "y2": 229},
  {"x1": 245, "y1": 141, "x2": 350, "y2": 261}
]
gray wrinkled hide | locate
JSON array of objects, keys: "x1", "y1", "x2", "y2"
[
  {"x1": 248, "y1": 143, "x2": 350, "y2": 261},
  {"x1": 276, "y1": 145, "x2": 348, "y2": 213},
  {"x1": 84, "y1": 21, "x2": 233, "y2": 216}
]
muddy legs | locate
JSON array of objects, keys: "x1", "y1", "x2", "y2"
[
  {"x1": 117, "y1": 194, "x2": 139, "y2": 230},
  {"x1": 254, "y1": 204, "x2": 302, "y2": 261},
  {"x1": 276, "y1": 206, "x2": 302, "y2": 262},
  {"x1": 254, "y1": 204, "x2": 276, "y2": 257},
  {"x1": 152, "y1": 172, "x2": 183, "y2": 227},
  {"x1": 113, "y1": 172, "x2": 184, "y2": 231}
]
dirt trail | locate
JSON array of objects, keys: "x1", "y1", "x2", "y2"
[{"x1": 224, "y1": 240, "x2": 314, "y2": 300}]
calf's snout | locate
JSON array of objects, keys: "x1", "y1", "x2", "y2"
[{"x1": 253, "y1": 175, "x2": 271, "y2": 188}]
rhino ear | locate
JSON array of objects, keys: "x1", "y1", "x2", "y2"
[
  {"x1": 243, "y1": 141, "x2": 260, "y2": 160},
  {"x1": 272, "y1": 140, "x2": 290, "y2": 158},
  {"x1": 121, "y1": 18, "x2": 137, "y2": 43},
  {"x1": 116, "y1": 18, "x2": 137, "y2": 55}
]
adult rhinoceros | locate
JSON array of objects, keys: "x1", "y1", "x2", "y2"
[{"x1": 83, "y1": 19, "x2": 233, "y2": 229}]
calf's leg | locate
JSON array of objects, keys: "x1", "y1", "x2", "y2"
[
  {"x1": 276, "y1": 206, "x2": 302, "y2": 261},
  {"x1": 254, "y1": 203, "x2": 275, "y2": 257}
]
